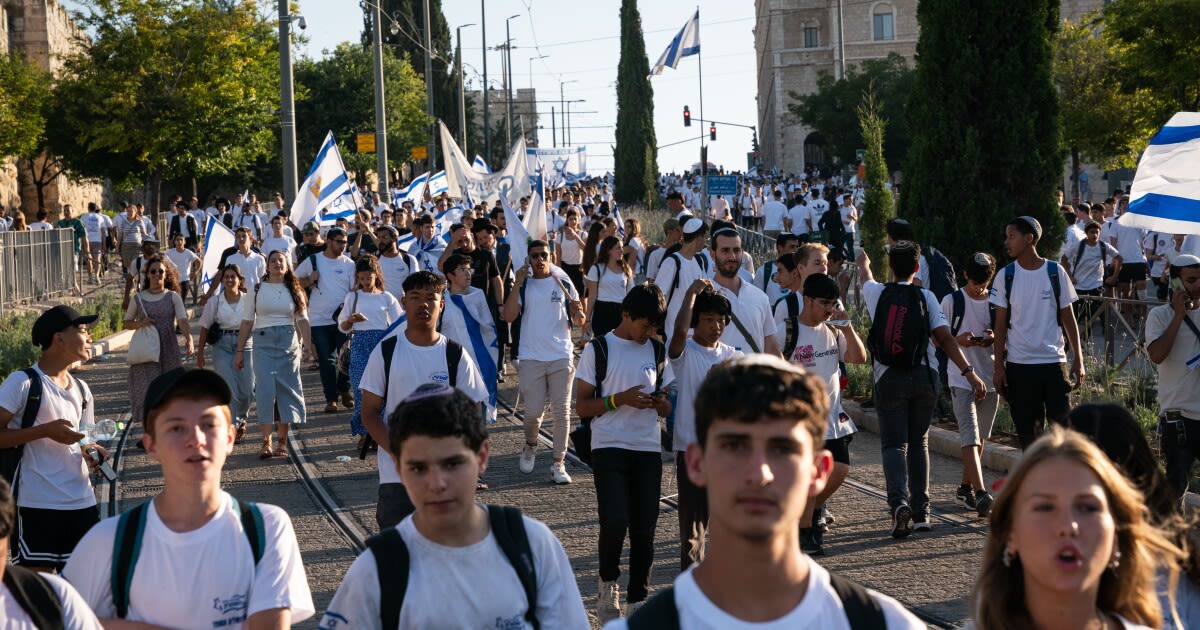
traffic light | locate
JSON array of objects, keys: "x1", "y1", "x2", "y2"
[
  {"x1": 709, "y1": 124, "x2": 716, "y2": 141},
  {"x1": 683, "y1": 105, "x2": 691, "y2": 127}
]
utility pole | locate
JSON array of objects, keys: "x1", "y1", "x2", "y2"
[
  {"x1": 499, "y1": 42, "x2": 510, "y2": 148},
  {"x1": 559, "y1": 79, "x2": 577, "y2": 147},
  {"x1": 278, "y1": 1, "x2": 298, "y2": 203},
  {"x1": 551, "y1": 106, "x2": 556, "y2": 148},
  {"x1": 423, "y1": 0, "x2": 436, "y2": 172},
  {"x1": 505, "y1": 14, "x2": 519, "y2": 150},
  {"x1": 370, "y1": 2, "x2": 389, "y2": 196},
  {"x1": 456, "y1": 24, "x2": 474, "y2": 152},
  {"x1": 480, "y1": 0, "x2": 490, "y2": 164}
]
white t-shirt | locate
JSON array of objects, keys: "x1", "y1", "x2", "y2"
[
  {"x1": 63, "y1": 493, "x2": 315, "y2": 628},
  {"x1": 670, "y1": 339, "x2": 740, "y2": 451},
  {"x1": 761, "y1": 200, "x2": 789, "y2": 231},
  {"x1": 989, "y1": 261, "x2": 1078, "y2": 364},
  {"x1": 1, "y1": 571, "x2": 103, "y2": 630},
  {"x1": 338, "y1": 290, "x2": 403, "y2": 333},
  {"x1": 377, "y1": 250, "x2": 419, "y2": 300},
  {"x1": 603, "y1": 556, "x2": 923, "y2": 630},
  {"x1": 715, "y1": 280, "x2": 776, "y2": 354},
  {"x1": 840, "y1": 204, "x2": 858, "y2": 233},
  {"x1": 658, "y1": 253, "x2": 711, "y2": 346},
  {"x1": 517, "y1": 275, "x2": 579, "y2": 362},
  {"x1": 80, "y1": 212, "x2": 110, "y2": 243},
  {"x1": 558, "y1": 228, "x2": 584, "y2": 265},
  {"x1": 321, "y1": 512, "x2": 588, "y2": 629},
  {"x1": 1145, "y1": 232, "x2": 1173, "y2": 278},
  {"x1": 28, "y1": 221, "x2": 54, "y2": 231},
  {"x1": 164, "y1": 248, "x2": 200, "y2": 278},
  {"x1": 260, "y1": 236, "x2": 295, "y2": 262},
  {"x1": 754, "y1": 262, "x2": 785, "y2": 305},
  {"x1": 241, "y1": 282, "x2": 303, "y2": 329},
  {"x1": 914, "y1": 254, "x2": 931, "y2": 289},
  {"x1": 295, "y1": 253, "x2": 354, "y2": 325},
  {"x1": 786, "y1": 205, "x2": 810, "y2": 235},
  {"x1": 224, "y1": 250, "x2": 267, "y2": 290},
  {"x1": 1146, "y1": 304, "x2": 1200, "y2": 418},
  {"x1": 1067, "y1": 241, "x2": 1119, "y2": 291},
  {"x1": 0, "y1": 367, "x2": 94, "y2": 509},
  {"x1": 586, "y1": 264, "x2": 634, "y2": 303},
  {"x1": 809, "y1": 197, "x2": 830, "y2": 225},
  {"x1": 863, "y1": 280, "x2": 947, "y2": 382},
  {"x1": 781, "y1": 321, "x2": 855, "y2": 439},
  {"x1": 577, "y1": 333, "x2": 664, "y2": 453},
  {"x1": 645, "y1": 246, "x2": 670, "y2": 283},
  {"x1": 360, "y1": 334, "x2": 488, "y2": 485},
  {"x1": 1109, "y1": 222, "x2": 1147, "y2": 264},
  {"x1": 199, "y1": 290, "x2": 247, "y2": 331},
  {"x1": 940, "y1": 291, "x2": 996, "y2": 391}
]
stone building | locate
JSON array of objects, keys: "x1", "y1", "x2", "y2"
[
  {"x1": 1, "y1": 0, "x2": 103, "y2": 218},
  {"x1": 755, "y1": 0, "x2": 1107, "y2": 178}
]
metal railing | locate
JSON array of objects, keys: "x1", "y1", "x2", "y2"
[
  {"x1": 1075, "y1": 294, "x2": 1165, "y2": 376},
  {"x1": 0, "y1": 229, "x2": 79, "y2": 316}
]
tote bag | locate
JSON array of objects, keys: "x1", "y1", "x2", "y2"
[{"x1": 127, "y1": 293, "x2": 161, "y2": 365}]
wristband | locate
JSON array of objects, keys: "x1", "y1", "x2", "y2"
[
  {"x1": 961, "y1": 365, "x2": 975, "y2": 376},
  {"x1": 602, "y1": 396, "x2": 611, "y2": 412}
]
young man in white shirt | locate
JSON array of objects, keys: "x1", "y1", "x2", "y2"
[
  {"x1": 28, "y1": 209, "x2": 53, "y2": 231},
  {"x1": 783, "y1": 274, "x2": 867, "y2": 556},
  {"x1": 260, "y1": 214, "x2": 295, "y2": 264},
  {"x1": 374, "y1": 224, "x2": 419, "y2": 300},
  {"x1": 667, "y1": 280, "x2": 740, "y2": 571},
  {"x1": 614, "y1": 356, "x2": 924, "y2": 629},
  {"x1": 164, "y1": 233, "x2": 201, "y2": 306},
  {"x1": 655, "y1": 218, "x2": 711, "y2": 347},
  {"x1": 760, "y1": 190, "x2": 789, "y2": 239},
  {"x1": 501, "y1": 240, "x2": 584, "y2": 484},
  {"x1": 296, "y1": 226, "x2": 356, "y2": 413},
  {"x1": 858, "y1": 244, "x2": 986, "y2": 537},
  {"x1": 0, "y1": 306, "x2": 107, "y2": 572},
  {"x1": 167, "y1": 201, "x2": 199, "y2": 250},
  {"x1": 321, "y1": 383, "x2": 588, "y2": 629},
  {"x1": 990, "y1": 216, "x2": 1084, "y2": 450},
  {"x1": 1146, "y1": 255, "x2": 1200, "y2": 502},
  {"x1": 64, "y1": 368, "x2": 315, "y2": 626},
  {"x1": 441, "y1": 254, "x2": 499, "y2": 425},
  {"x1": 754, "y1": 233, "x2": 800, "y2": 305},
  {"x1": 1062, "y1": 221, "x2": 1121, "y2": 339},
  {"x1": 80, "y1": 202, "x2": 113, "y2": 283},
  {"x1": 577, "y1": 285, "x2": 672, "y2": 622},
  {"x1": 710, "y1": 226, "x2": 780, "y2": 356},
  {"x1": 360, "y1": 271, "x2": 489, "y2": 529}
]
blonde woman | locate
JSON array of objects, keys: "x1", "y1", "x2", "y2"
[
  {"x1": 971, "y1": 426, "x2": 1184, "y2": 629},
  {"x1": 234, "y1": 250, "x2": 309, "y2": 458}
]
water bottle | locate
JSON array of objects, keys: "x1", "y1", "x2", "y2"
[
  {"x1": 94, "y1": 419, "x2": 118, "y2": 443},
  {"x1": 79, "y1": 420, "x2": 96, "y2": 441}
]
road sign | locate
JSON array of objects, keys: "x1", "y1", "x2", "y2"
[
  {"x1": 411, "y1": 146, "x2": 428, "y2": 160},
  {"x1": 708, "y1": 175, "x2": 737, "y2": 196},
  {"x1": 357, "y1": 133, "x2": 375, "y2": 153}
]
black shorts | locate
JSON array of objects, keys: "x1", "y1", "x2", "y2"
[
  {"x1": 1118, "y1": 262, "x2": 1148, "y2": 283},
  {"x1": 13, "y1": 505, "x2": 100, "y2": 571},
  {"x1": 822, "y1": 434, "x2": 853, "y2": 465}
]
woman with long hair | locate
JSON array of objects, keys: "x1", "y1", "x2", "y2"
[
  {"x1": 234, "y1": 250, "x2": 309, "y2": 459},
  {"x1": 1065, "y1": 404, "x2": 1200, "y2": 629},
  {"x1": 972, "y1": 426, "x2": 1184, "y2": 630},
  {"x1": 124, "y1": 254, "x2": 193, "y2": 433},
  {"x1": 338, "y1": 255, "x2": 402, "y2": 446},
  {"x1": 583, "y1": 235, "x2": 633, "y2": 338},
  {"x1": 623, "y1": 217, "x2": 647, "y2": 280},
  {"x1": 581, "y1": 221, "x2": 606, "y2": 276},
  {"x1": 10, "y1": 212, "x2": 27, "y2": 231},
  {"x1": 196, "y1": 264, "x2": 252, "y2": 442}
]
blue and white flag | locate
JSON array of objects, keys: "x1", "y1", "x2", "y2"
[
  {"x1": 442, "y1": 289, "x2": 498, "y2": 424},
  {"x1": 292, "y1": 131, "x2": 353, "y2": 228},
  {"x1": 526, "y1": 146, "x2": 587, "y2": 189},
  {"x1": 199, "y1": 217, "x2": 236, "y2": 294},
  {"x1": 472, "y1": 155, "x2": 492, "y2": 174},
  {"x1": 428, "y1": 170, "x2": 449, "y2": 196},
  {"x1": 393, "y1": 172, "x2": 430, "y2": 206},
  {"x1": 648, "y1": 10, "x2": 700, "y2": 79},
  {"x1": 1120, "y1": 112, "x2": 1200, "y2": 235}
]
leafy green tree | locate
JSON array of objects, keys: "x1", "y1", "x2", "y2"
[
  {"x1": 0, "y1": 53, "x2": 50, "y2": 159},
  {"x1": 1054, "y1": 18, "x2": 1155, "y2": 204},
  {"x1": 857, "y1": 89, "x2": 893, "y2": 280},
  {"x1": 1102, "y1": 0, "x2": 1200, "y2": 115},
  {"x1": 613, "y1": 0, "x2": 658, "y2": 207},
  {"x1": 902, "y1": 0, "x2": 1064, "y2": 267},
  {"x1": 789, "y1": 53, "x2": 913, "y2": 167},
  {"x1": 295, "y1": 43, "x2": 430, "y2": 177},
  {"x1": 50, "y1": 0, "x2": 279, "y2": 220}
]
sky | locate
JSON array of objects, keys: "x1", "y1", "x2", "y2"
[{"x1": 293, "y1": 0, "x2": 760, "y2": 175}]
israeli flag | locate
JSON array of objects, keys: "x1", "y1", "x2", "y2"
[
  {"x1": 472, "y1": 155, "x2": 492, "y2": 174},
  {"x1": 648, "y1": 10, "x2": 700, "y2": 79},
  {"x1": 1120, "y1": 112, "x2": 1200, "y2": 235},
  {"x1": 393, "y1": 172, "x2": 429, "y2": 206},
  {"x1": 428, "y1": 171, "x2": 449, "y2": 196},
  {"x1": 292, "y1": 131, "x2": 353, "y2": 228}
]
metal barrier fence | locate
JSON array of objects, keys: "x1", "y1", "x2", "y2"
[
  {"x1": 1075, "y1": 294, "x2": 1165, "y2": 376},
  {"x1": 0, "y1": 229, "x2": 79, "y2": 316}
]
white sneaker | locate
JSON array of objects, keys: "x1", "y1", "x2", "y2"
[
  {"x1": 551, "y1": 461, "x2": 572, "y2": 484},
  {"x1": 596, "y1": 578, "x2": 622, "y2": 623},
  {"x1": 519, "y1": 444, "x2": 537, "y2": 474}
]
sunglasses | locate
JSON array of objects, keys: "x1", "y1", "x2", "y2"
[
  {"x1": 330, "y1": 239, "x2": 348, "y2": 244},
  {"x1": 148, "y1": 268, "x2": 166, "y2": 275},
  {"x1": 529, "y1": 252, "x2": 550, "y2": 260}
]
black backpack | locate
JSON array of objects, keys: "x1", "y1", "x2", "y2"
[
  {"x1": 569, "y1": 334, "x2": 666, "y2": 465},
  {"x1": 923, "y1": 246, "x2": 957, "y2": 301},
  {"x1": 1002, "y1": 260, "x2": 1063, "y2": 326},
  {"x1": 2, "y1": 564, "x2": 64, "y2": 629},
  {"x1": 359, "y1": 336, "x2": 466, "y2": 459},
  {"x1": 366, "y1": 505, "x2": 539, "y2": 629},
  {"x1": 759, "y1": 260, "x2": 775, "y2": 292},
  {"x1": 867, "y1": 284, "x2": 931, "y2": 368},
  {"x1": 663, "y1": 252, "x2": 709, "y2": 312},
  {"x1": 818, "y1": 207, "x2": 846, "y2": 247},
  {"x1": 950, "y1": 289, "x2": 997, "y2": 336},
  {"x1": 776, "y1": 292, "x2": 802, "y2": 359},
  {"x1": 628, "y1": 572, "x2": 885, "y2": 630},
  {"x1": 0, "y1": 368, "x2": 43, "y2": 492},
  {"x1": 1072, "y1": 240, "x2": 1108, "y2": 274}
]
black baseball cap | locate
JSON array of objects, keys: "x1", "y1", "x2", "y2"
[
  {"x1": 143, "y1": 367, "x2": 232, "y2": 424},
  {"x1": 32, "y1": 305, "x2": 98, "y2": 350}
]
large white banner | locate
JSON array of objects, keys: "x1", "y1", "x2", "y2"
[
  {"x1": 526, "y1": 146, "x2": 587, "y2": 188},
  {"x1": 439, "y1": 121, "x2": 531, "y2": 206}
]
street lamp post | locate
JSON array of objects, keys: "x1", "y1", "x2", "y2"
[
  {"x1": 456, "y1": 24, "x2": 475, "y2": 153},
  {"x1": 422, "y1": 0, "x2": 436, "y2": 173},
  {"x1": 559, "y1": 79, "x2": 577, "y2": 147},
  {"x1": 480, "y1": 0, "x2": 490, "y2": 165},
  {"x1": 369, "y1": 2, "x2": 390, "y2": 197},
  {"x1": 528, "y1": 54, "x2": 548, "y2": 92},
  {"x1": 527, "y1": 54, "x2": 548, "y2": 145},
  {"x1": 278, "y1": 2, "x2": 300, "y2": 204},
  {"x1": 504, "y1": 14, "x2": 519, "y2": 151}
]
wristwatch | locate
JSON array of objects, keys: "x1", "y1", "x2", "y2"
[{"x1": 961, "y1": 365, "x2": 975, "y2": 376}]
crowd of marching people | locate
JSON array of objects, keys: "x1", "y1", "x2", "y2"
[{"x1": 1, "y1": 171, "x2": 1199, "y2": 629}]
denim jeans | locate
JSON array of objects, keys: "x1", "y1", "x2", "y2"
[
  {"x1": 592, "y1": 448, "x2": 661, "y2": 603},
  {"x1": 212, "y1": 332, "x2": 253, "y2": 426},
  {"x1": 310, "y1": 324, "x2": 349, "y2": 403},
  {"x1": 251, "y1": 325, "x2": 305, "y2": 425},
  {"x1": 874, "y1": 366, "x2": 938, "y2": 518},
  {"x1": 1004, "y1": 362, "x2": 1071, "y2": 449}
]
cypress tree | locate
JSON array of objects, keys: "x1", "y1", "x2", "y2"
[
  {"x1": 613, "y1": 0, "x2": 658, "y2": 206},
  {"x1": 858, "y1": 89, "x2": 894, "y2": 280},
  {"x1": 901, "y1": 0, "x2": 1064, "y2": 267}
]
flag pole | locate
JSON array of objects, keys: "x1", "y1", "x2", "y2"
[{"x1": 696, "y1": 7, "x2": 707, "y2": 215}]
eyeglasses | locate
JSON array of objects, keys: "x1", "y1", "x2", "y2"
[
  {"x1": 148, "y1": 268, "x2": 166, "y2": 276},
  {"x1": 330, "y1": 239, "x2": 348, "y2": 244},
  {"x1": 529, "y1": 252, "x2": 550, "y2": 260}
]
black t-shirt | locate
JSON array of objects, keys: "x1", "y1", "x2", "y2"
[
  {"x1": 458, "y1": 247, "x2": 501, "y2": 304},
  {"x1": 295, "y1": 242, "x2": 324, "y2": 263},
  {"x1": 351, "y1": 231, "x2": 377, "y2": 258}
]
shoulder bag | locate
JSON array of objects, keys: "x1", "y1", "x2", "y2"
[{"x1": 127, "y1": 293, "x2": 161, "y2": 364}]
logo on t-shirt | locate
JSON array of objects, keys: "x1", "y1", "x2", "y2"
[
  {"x1": 550, "y1": 290, "x2": 562, "y2": 304},
  {"x1": 430, "y1": 371, "x2": 450, "y2": 384},
  {"x1": 212, "y1": 592, "x2": 248, "y2": 615},
  {"x1": 1041, "y1": 289, "x2": 1054, "y2": 300}
]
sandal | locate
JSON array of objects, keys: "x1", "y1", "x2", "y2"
[
  {"x1": 235, "y1": 424, "x2": 247, "y2": 443},
  {"x1": 273, "y1": 445, "x2": 288, "y2": 458},
  {"x1": 259, "y1": 440, "x2": 273, "y2": 459}
]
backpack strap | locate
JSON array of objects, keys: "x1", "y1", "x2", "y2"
[
  {"x1": 2, "y1": 564, "x2": 64, "y2": 630},
  {"x1": 650, "y1": 338, "x2": 667, "y2": 391},
  {"x1": 665, "y1": 254, "x2": 685, "y2": 308},
  {"x1": 1074, "y1": 240, "x2": 1087, "y2": 271},
  {"x1": 231, "y1": 498, "x2": 265, "y2": 565},
  {"x1": 591, "y1": 335, "x2": 610, "y2": 398},
  {"x1": 784, "y1": 316, "x2": 800, "y2": 359},
  {"x1": 787, "y1": 292, "x2": 799, "y2": 320},
  {"x1": 111, "y1": 501, "x2": 150, "y2": 619},
  {"x1": 365, "y1": 527, "x2": 407, "y2": 630},
  {"x1": 445, "y1": 338, "x2": 463, "y2": 389},
  {"x1": 380, "y1": 336, "x2": 399, "y2": 403},
  {"x1": 828, "y1": 573, "x2": 886, "y2": 630},
  {"x1": 487, "y1": 505, "x2": 540, "y2": 629},
  {"x1": 760, "y1": 260, "x2": 773, "y2": 292},
  {"x1": 8, "y1": 368, "x2": 43, "y2": 489},
  {"x1": 1003, "y1": 262, "x2": 1016, "y2": 312},
  {"x1": 950, "y1": 289, "x2": 966, "y2": 336},
  {"x1": 1046, "y1": 261, "x2": 1063, "y2": 324},
  {"x1": 626, "y1": 586, "x2": 680, "y2": 630}
]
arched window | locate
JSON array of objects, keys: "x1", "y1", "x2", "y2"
[{"x1": 872, "y1": 3, "x2": 895, "y2": 41}]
